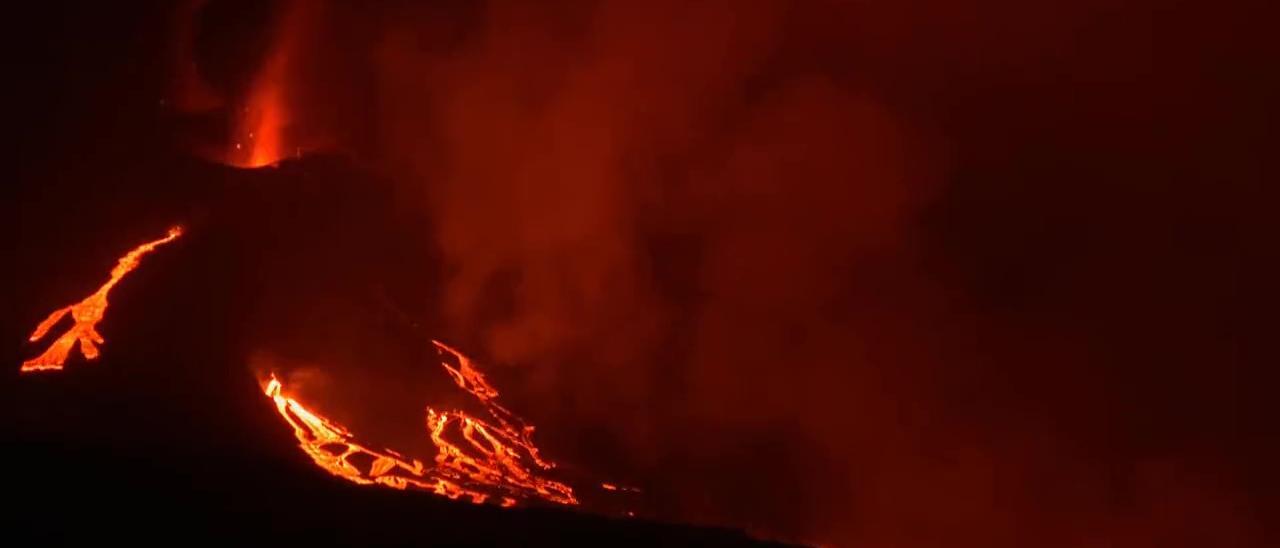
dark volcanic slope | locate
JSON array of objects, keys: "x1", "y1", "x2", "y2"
[{"x1": 1, "y1": 156, "x2": 777, "y2": 546}]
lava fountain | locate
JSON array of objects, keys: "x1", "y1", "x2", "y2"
[{"x1": 225, "y1": 0, "x2": 307, "y2": 168}]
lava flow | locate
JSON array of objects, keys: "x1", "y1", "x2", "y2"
[
  {"x1": 262, "y1": 341, "x2": 579, "y2": 507},
  {"x1": 21, "y1": 226, "x2": 183, "y2": 373}
]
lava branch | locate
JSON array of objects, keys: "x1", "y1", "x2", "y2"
[
  {"x1": 427, "y1": 407, "x2": 577, "y2": 505},
  {"x1": 262, "y1": 375, "x2": 504, "y2": 504},
  {"x1": 261, "y1": 342, "x2": 582, "y2": 507},
  {"x1": 20, "y1": 226, "x2": 184, "y2": 373},
  {"x1": 432, "y1": 340, "x2": 555, "y2": 470}
]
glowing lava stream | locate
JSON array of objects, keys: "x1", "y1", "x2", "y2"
[
  {"x1": 21, "y1": 226, "x2": 183, "y2": 372},
  {"x1": 262, "y1": 341, "x2": 579, "y2": 507}
]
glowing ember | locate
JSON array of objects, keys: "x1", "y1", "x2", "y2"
[
  {"x1": 21, "y1": 227, "x2": 183, "y2": 373},
  {"x1": 262, "y1": 341, "x2": 579, "y2": 507},
  {"x1": 600, "y1": 482, "x2": 642, "y2": 494}
]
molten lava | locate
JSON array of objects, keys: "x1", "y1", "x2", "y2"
[
  {"x1": 262, "y1": 341, "x2": 579, "y2": 507},
  {"x1": 21, "y1": 227, "x2": 183, "y2": 373}
]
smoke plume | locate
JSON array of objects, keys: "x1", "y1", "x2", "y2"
[{"x1": 178, "y1": 0, "x2": 1272, "y2": 544}]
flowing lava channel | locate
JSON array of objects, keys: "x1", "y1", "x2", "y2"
[
  {"x1": 262, "y1": 341, "x2": 579, "y2": 507},
  {"x1": 21, "y1": 227, "x2": 183, "y2": 373}
]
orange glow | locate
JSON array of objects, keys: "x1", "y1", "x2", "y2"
[
  {"x1": 21, "y1": 227, "x2": 183, "y2": 373},
  {"x1": 261, "y1": 341, "x2": 580, "y2": 507}
]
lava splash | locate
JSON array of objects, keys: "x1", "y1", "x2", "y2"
[
  {"x1": 21, "y1": 226, "x2": 183, "y2": 372},
  {"x1": 262, "y1": 341, "x2": 578, "y2": 507}
]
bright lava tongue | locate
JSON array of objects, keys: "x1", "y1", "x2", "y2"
[{"x1": 21, "y1": 226, "x2": 183, "y2": 372}]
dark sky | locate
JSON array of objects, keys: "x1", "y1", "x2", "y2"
[{"x1": 1, "y1": 1, "x2": 1274, "y2": 546}]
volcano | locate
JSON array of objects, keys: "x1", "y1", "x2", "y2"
[
  {"x1": 1, "y1": 155, "x2": 778, "y2": 546},
  {"x1": 7, "y1": 1, "x2": 1273, "y2": 545}
]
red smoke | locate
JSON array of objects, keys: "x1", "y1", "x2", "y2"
[{"x1": 174, "y1": 1, "x2": 1271, "y2": 545}]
